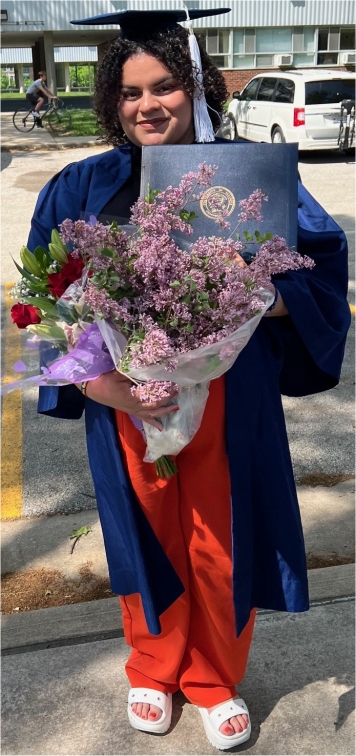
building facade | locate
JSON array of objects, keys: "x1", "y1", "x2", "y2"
[{"x1": 1, "y1": 1, "x2": 355, "y2": 95}]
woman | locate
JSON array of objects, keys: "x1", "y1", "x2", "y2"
[{"x1": 27, "y1": 8, "x2": 350, "y2": 751}]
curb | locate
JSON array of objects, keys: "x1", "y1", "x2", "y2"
[{"x1": 2, "y1": 564, "x2": 354, "y2": 653}]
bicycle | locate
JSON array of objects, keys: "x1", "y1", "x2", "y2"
[
  {"x1": 13, "y1": 98, "x2": 72, "y2": 135},
  {"x1": 337, "y1": 99, "x2": 355, "y2": 152}
]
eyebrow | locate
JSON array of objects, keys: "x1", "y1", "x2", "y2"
[{"x1": 121, "y1": 75, "x2": 175, "y2": 90}]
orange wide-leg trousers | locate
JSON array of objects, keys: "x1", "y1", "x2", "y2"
[{"x1": 115, "y1": 376, "x2": 256, "y2": 708}]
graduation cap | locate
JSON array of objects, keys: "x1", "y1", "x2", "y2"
[
  {"x1": 70, "y1": 8, "x2": 231, "y2": 34},
  {"x1": 71, "y1": 7, "x2": 231, "y2": 143}
]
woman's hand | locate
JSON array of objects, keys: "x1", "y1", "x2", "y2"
[{"x1": 84, "y1": 370, "x2": 178, "y2": 430}]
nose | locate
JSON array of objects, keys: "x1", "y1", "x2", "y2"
[{"x1": 139, "y1": 89, "x2": 161, "y2": 114}]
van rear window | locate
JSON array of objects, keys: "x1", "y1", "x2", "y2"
[{"x1": 305, "y1": 79, "x2": 355, "y2": 105}]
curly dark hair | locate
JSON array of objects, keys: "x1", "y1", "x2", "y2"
[{"x1": 93, "y1": 25, "x2": 228, "y2": 146}]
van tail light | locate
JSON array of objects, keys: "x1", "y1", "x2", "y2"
[{"x1": 293, "y1": 107, "x2": 305, "y2": 126}]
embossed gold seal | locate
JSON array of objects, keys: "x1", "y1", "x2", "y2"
[{"x1": 200, "y1": 186, "x2": 236, "y2": 220}]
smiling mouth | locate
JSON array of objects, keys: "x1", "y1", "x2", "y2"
[{"x1": 138, "y1": 119, "x2": 168, "y2": 127}]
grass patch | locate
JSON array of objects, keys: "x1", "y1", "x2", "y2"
[
  {"x1": 61, "y1": 108, "x2": 103, "y2": 138},
  {"x1": 0, "y1": 91, "x2": 93, "y2": 100}
]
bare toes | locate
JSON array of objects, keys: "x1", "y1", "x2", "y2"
[
  {"x1": 148, "y1": 704, "x2": 162, "y2": 720},
  {"x1": 140, "y1": 703, "x2": 150, "y2": 720},
  {"x1": 219, "y1": 719, "x2": 235, "y2": 736}
]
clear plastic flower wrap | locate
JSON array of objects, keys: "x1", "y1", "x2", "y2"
[{"x1": 96, "y1": 289, "x2": 273, "y2": 461}]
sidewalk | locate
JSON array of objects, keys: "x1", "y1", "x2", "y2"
[
  {"x1": 1, "y1": 112, "x2": 104, "y2": 151},
  {"x1": 2, "y1": 590, "x2": 354, "y2": 754},
  {"x1": 1, "y1": 481, "x2": 355, "y2": 754}
]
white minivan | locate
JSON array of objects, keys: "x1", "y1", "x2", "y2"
[{"x1": 226, "y1": 69, "x2": 355, "y2": 150}]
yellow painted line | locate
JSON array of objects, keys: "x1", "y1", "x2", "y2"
[
  {"x1": 350, "y1": 303, "x2": 356, "y2": 316},
  {"x1": 1, "y1": 283, "x2": 23, "y2": 519}
]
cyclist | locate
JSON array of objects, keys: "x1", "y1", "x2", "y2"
[{"x1": 25, "y1": 71, "x2": 57, "y2": 128}]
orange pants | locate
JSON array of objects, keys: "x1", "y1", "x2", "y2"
[{"x1": 115, "y1": 376, "x2": 256, "y2": 708}]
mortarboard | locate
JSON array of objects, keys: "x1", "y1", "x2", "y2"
[
  {"x1": 70, "y1": 9, "x2": 231, "y2": 35},
  {"x1": 71, "y1": 7, "x2": 231, "y2": 143}
]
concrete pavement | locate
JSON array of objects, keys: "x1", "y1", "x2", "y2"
[
  {"x1": 2, "y1": 594, "x2": 355, "y2": 755},
  {"x1": 1, "y1": 479, "x2": 354, "y2": 586},
  {"x1": 1, "y1": 111, "x2": 104, "y2": 151}
]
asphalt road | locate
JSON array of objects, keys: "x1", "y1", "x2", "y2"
[{"x1": 1, "y1": 145, "x2": 354, "y2": 516}]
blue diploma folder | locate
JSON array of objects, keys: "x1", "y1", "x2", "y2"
[{"x1": 140, "y1": 143, "x2": 298, "y2": 261}]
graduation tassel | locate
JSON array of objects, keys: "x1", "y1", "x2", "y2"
[{"x1": 187, "y1": 26, "x2": 215, "y2": 143}]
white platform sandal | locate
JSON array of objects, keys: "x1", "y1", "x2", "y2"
[
  {"x1": 127, "y1": 688, "x2": 172, "y2": 734},
  {"x1": 197, "y1": 696, "x2": 251, "y2": 750}
]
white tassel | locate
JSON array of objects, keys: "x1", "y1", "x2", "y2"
[{"x1": 188, "y1": 29, "x2": 215, "y2": 143}]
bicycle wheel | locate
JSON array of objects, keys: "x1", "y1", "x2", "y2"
[
  {"x1": 13, "y1": 108, "x2": 35, "y2": 133},
  {"x1": 48, "y1": 109, "x2": 72, "y2": 134}
]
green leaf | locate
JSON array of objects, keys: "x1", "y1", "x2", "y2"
[
  {"x1": 24, "y1": 297, "x2": 58, "y2": 317},
  {"x1": 145, "y1": 184, "x2": 160, "y2": 204},
  {"x1": 100, "y1": 247, "x2": 116, "y2": 258},
  {"x1": 169, "y1": 319, "x2": 179, "y2": 327},
  {"x1": 34, "y1": 246, "x2": 52, "y2": 269},
  {"x1": 179, "y1": 209, "x2": 198, "y2": 223},
  {"x1": 26, "y1": 324, "x2": 67, "y2": 340},
  {"x1": 69, "y1": 525, "x2": 92, "y2": 540},
  {"x1": 243, "y1": 230, "x2": 254, "y2": 242},
  {"x1": 169, "y1": 281, "x2": 181, "y2": 288}
]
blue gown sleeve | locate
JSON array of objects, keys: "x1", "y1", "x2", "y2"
[
  {"x1": 262, "y1": 181, "x2": 351, "y2": 396},
  {"x1": 27, "y1": 163, "x2": 86, "y2": 419}
]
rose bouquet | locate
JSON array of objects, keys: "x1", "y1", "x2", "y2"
[{"x1": 6, "y1": 163, "x2": 314, "y2": 477}]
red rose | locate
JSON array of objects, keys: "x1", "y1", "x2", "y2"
[
  {"x1": 48, "y1": 255, "x2": 84, "y2": 298},
  {"x1": 11, "y1": 303, "x2": 42, "y2": 329}
]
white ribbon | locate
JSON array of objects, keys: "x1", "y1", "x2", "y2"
[{"x1": 183, "y1": 5, "x2": 215, "y2": 143}]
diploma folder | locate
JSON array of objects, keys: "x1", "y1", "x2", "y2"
[{"x1": 140, "y1": 143, "x2": 298, "y2": 261}]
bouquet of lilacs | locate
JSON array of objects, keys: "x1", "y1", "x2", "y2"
[
  {"x1": 6, "y1": 163, "x2": 314, "y2": 478},
  {"x1": 58, "y1": 163, "x2": 314, "y2": 473}
]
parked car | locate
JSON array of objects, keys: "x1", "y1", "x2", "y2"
[{"x1": 227, "y1": 69, "x2": 355, "y2": 150}]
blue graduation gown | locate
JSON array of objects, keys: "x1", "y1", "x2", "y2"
[{"x1": 27, "y1": 142, "x2": 350, "y2": 636}]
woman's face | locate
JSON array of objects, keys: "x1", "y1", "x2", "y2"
[{"x1": 118, "y1": 53, "x2": 194, "y2": 147}]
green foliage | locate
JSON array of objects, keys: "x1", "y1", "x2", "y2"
[
  {"x1": 69, "y1": 65, "x2": 95, "y2": 90},
  {"x1": 70, "y1": 525, "x2": 92, "y2": 539}
]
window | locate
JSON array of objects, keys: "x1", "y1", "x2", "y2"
[
  {"x1": 305, "y1": 79, "x2": 355, "y2": 105},
  {"x1": 245, "y1": 29, "x2": 255, "y2": 53},
  {"x1": 340, "y1": 29, "x2": 355, "y2": 50},
  {"x1": 293, "y1": 27, "x2": 304, "y2": 52},
  {"x1": 256, "y1": 54, "x2": 274, "y2": 67},
  {"x1": 256, "y1": 77, "x2": 277, "y2": 101},
  {"x1": 241, "y1": 78, "x2": 260, "y2": 101},
  {"x1": 201, "y1": 29, "x2": 230, "y2": 67},
  {"x1": 274, "y1": 79, "x2": 295, "y2": 103},
  {"x1": 292, "y1": 27, "x2": 315, "y2": 53},
  {"x1": 293, "y1": 53, "x2": 314, "y2": 67},
  {"x1": 317, "y1": 53, "x2": 338, "y2": 65},
  {"x1": 233, "y1": 55, "x2": 255, "y2": 69},
  {"x1": 256, "y1": 28, "x2": 292, "y2": 53}
]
